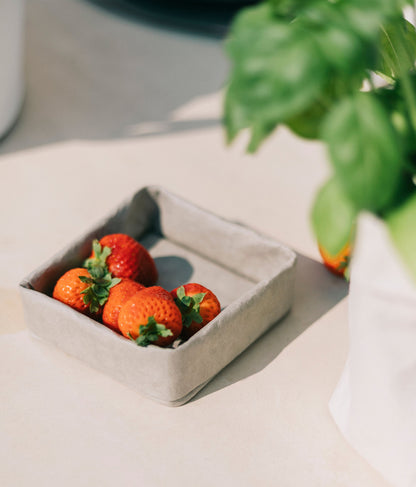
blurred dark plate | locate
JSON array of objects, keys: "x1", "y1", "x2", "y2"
[{"x1": 87, "y1": 0, "x2": 258, "y2": 36}]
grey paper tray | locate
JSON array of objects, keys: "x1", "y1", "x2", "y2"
[{"x1": 19, "y1": 186, "x2": 296, "y2": 406}]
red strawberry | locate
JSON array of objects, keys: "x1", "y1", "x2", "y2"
[
  {"x1": 118, "y1": 290, "x2": 182, "y2": 347},
  {"x1": 102, "y1": 279, "x2": 145, "y2": 332},
  {"x1": 84, "y1": 234, "x2": 158, "y2": 286},
  {"x1": 171, "y1": 283, "x2": 221, "y2": 339},
  {"x1": 135, "y1": 285, "x2": 173, "y2": 300},
  {"x1": 53, "y1": 267, "x2": 120, "y2": 317},
  {"x1": 318, "y1": 241, "x2": 350, "y2": 278}
]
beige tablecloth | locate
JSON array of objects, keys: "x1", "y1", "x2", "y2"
[{"x1": 0, "y1": 92, "x2": 390, "y2": 486}]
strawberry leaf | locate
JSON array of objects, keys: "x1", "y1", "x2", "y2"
[
  {"x1": 79, "y1": 239, "x2": 122, "y2": 313},
  {"x1": 174, "y1": 286, "x2": 206, "y2": 328},
  {"x1": 129, "y1": 316, "x2": 173, "y2": 347},
  {"x1": 110, "y1": 277, "x2": 121, "y2": 288},
  {"x1": 78, "y1": 272, "x2": 121, "y2": 315},
  {"x1": 84, "y1": 239, "x2": 112, "y2": 277},
  {"x1": 93, "y1": 285, "x2": 108, "y2": 298},
  {"x1": 78, "y1": 275, "x2": 94, "y2": 284},
  {"x1": 176, "y1": 286, "x2": 186, "y2": 301}
]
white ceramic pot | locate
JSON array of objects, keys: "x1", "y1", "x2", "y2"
[
  {"x1": 329, "y1": 213, "x2": 416, "y2": 487},
  {"x1": 0, "y1": 0, "x2": 25, "y2": 139}
]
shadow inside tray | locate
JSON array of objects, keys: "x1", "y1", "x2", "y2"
[
  {"x1": 190, "y1": 252, "x2": 349, "y2": 403},
  {"x1": 154, "y1": 255, "x2": 194, "y2": 290}
]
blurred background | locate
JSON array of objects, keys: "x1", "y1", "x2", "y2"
[{"x1": 0, "y1": 0, "x2": 258, "y2": 155}]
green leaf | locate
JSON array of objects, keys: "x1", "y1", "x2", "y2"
[
  {"x1": 131, "y1": 316, "x2": 173, "y2": 347},
  {"x1": 376, "y1": 19, "x2": 416, "y2": 81},
  {"x1": 269, "y1": 0, "x2": 308, "y2": 19},
  {"x1": 321, "y1": 92, "x2": 404, "y2": 212},
  {"x1": 176, "y1": 286, "x2": 192, "y2": 307},
  {"x1": 92, "y1": 285, "x2": 108, "y2": 298},
  {"x1": 286, "y1": 71, "x2": 365, "y2": 140},
  {"x1": 225, "y1": 2, "x2": 329, "y2": 149},
  {"x1": 298, "y1": 1, "x2": 378, "y2": 73},
  {"x1": 110, "y1": 277, "x2": 122, "y2": 288},
  {"x1": 286, "y1": 97, "x2": 328, "y2": 139},
  {"x1": 174, "y1": 286, "x2": 206, "y2": 328},
  {"x1": 375, "y1": 82, "x2": 416, "y2": 161},
  {"x1": 176, "y1": 286, "x2": 186, "y2": 300},
  {"x1": 311, "y1": 177, "x2": 357, "y2": 255},
  {"x1": 386, "y1": 190, "x2": 416, "y2": 282},
  {"x1": 155, "y1": 324, "x2": 174, "y2": 337},
  {"x1": 247, "y1": 121, "x2": 277, "y2": 152},
  {"x1": 89, "y1": 302, "x2": 100, "y2": 314},
  {"x1": 223, "y1": 0, "x2": 414, "y2": 157},
  {"x1": 77, "y1": 265, "x2": 120, "y2": 314},
  {"x1": 191, "y1": 293, "x2": 206, "y2": 306},
  {"x1": 337, "y1": 0, "x2": 399, "y2": 41},
  {"x1": 133, "y1": 335, "x2": 150, "y2": 347},
  {"x1": 223, "y1": 0, "x2": 392, "y2": 150},
  {"x1": 83, "y1": 239, "x2": 112, "y2": 277},
  {"x1": 223, "y1": 85, "x2": 251, "y2": 144},
  {"x1": 78, "y1": 275, "x2": 93, "y2": 284}
]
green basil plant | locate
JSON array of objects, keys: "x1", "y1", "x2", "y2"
[{"x1": 224, "y1": 0, "x2": 416, "y2": 280}]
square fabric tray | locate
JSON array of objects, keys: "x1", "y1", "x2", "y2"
[{"x1": 19, "y1": 186, "x2": 296, "y2": 406}]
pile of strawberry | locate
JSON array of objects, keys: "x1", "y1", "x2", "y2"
[{"x1": 52, "y1": 233, "x2": 221, "y2": 347}]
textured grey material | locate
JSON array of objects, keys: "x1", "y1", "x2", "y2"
[{"x1": 19, "y1": 186, "x2": 296, "y2": 406}]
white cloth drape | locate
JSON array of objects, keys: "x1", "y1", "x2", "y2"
[{"x1": 330, "y1": 213, "x2": 416, "y2": 487}]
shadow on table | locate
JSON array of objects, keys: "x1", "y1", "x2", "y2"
[
  {"x1": 87, "y1": 0, "x2": 259, "y2": 38},
  {"x1": 191, "y1": 253, "x2": 349, "y2": 402}
]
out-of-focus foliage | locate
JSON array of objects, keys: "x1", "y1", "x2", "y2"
[
  {"x1": 311, "y1": 177, "x2": 356, "y2": 257},
  {"x1": 224, "y1": 0, "x2": 416, "y2": 280},
  {"x1": 387, "y1": 192, "x2": 416, "y2": 280},
  {"x1": 322, "y1": 92, "x2": 403, "y2": 213},
  {"x1": 377, "y1": 18, "x2": 416, "y2": 81}
]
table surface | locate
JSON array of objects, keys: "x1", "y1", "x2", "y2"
[{"x1": 0, "y1": 1, "x2": 391, "y2": 486}]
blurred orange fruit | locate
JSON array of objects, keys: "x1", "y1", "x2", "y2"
[{"x1": 318, "y1": 242, "x2": 350, "y2": 277}]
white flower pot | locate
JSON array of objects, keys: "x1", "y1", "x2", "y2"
[
  {"x1": 0, "y1": 0, "x2": 25, "y2": 139},
  {"x1": 329, "y1": 213, "x2": 416, "y2": 487}
]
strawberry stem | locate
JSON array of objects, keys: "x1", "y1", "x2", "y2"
[{"x1": 83, "y1": 239, "x2": 112, "y2": 278}]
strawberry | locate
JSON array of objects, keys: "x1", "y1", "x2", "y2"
[
  {"x1": 171, "y1": 283, "x2": 221, "y2": 339},
  {"x1": 134, "y1": 285, "x2": 173, "y2": 300},
  {"x1": 102, "y1": 278, "x2": 145, "y2": 332},
  {"x1": 84, "y1": 234, "x2": 158, "y2": 286},
  {"x1": 318, "y1": 242, "x2": 350, "y2": 278},
  {"x1": 53, "y1": 267, "x2": 120, "y2": 316},
  {"x1": 118, "y1": 290, "x2": 182, "y2": 347}
]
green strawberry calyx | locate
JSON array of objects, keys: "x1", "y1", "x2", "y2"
[
  {"x1": 337, "y1": 255, "x2": 351, "y2": 281},
  {"x1": 174, "y1": 286, "x2": 206, "y2": 328},
  {"x1": 80, "y1": 239, "x2": 120, "y2": 314},
  {"x1": 337, "y1": 255, "x2": 350, "y2": 272},
  {"x1": 83, "y1": 239, "x2": 112, "y2": 278},
  {"x1": 128, "y1": 316, "x2": 173, "y2": 347},
  {"x1": 78, "y1": 272, "x2": 121, "y2": 314}
]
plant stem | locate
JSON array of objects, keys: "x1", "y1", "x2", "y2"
[{"x1": 400, "y1": 70, "x2": 416, "y2": 132}]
